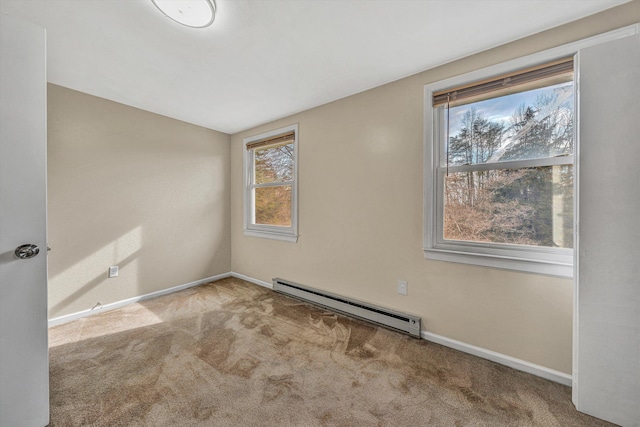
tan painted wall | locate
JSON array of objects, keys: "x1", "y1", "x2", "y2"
[
  {"x1": 47, "y1": 84, "x2": 231, "y2": 318},
  {"x1": 231, "y1": 2, "x2": 640, "y2": 374}
]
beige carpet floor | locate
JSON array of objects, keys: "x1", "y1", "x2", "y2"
[{"x1": 48, "y1": 277, "x2": 614, "y2": 426}]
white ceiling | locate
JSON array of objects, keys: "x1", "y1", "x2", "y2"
[{"x1": 0, "y1": 0, "x2": 629, "y2": 134}]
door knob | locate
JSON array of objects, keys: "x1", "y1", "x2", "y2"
[{"x1": 14, "y1": 244, "x2": 40, "y2": 259}]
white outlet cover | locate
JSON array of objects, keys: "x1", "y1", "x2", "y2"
[
  {"x1": 109, "y1": 266, "x2": 119, "y2": 278},
  {"x1": 397, "y1": 280, "x2": 408, "y2": 296}
]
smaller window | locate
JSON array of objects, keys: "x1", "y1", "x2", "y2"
[{"x1": 243, "y1": 124, "x2": 298, "y2": 242}]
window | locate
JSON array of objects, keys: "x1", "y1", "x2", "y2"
[
  {"x1": 243, "y1": 124, "x2": 298, "y2": 242},
  {"x1": 425, "y1": 59, "x2": 574, "y2": 277}
]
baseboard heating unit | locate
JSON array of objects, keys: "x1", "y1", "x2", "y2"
[{"x1": 273, "y1": 278, "x2": 421, "y2": 337}]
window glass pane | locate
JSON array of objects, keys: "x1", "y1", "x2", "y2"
[
  {"x1": 447, "y1": 81, "x2": 573, "y2": 166},
  {"x1": 254, "y1": 143, "x2": 294, "y2": 184},
  {"x1": 443, "y1": 165, "x2": 573, "y2": 248},
  {"x1": 254, "y1": 185, "x2": 292, "y2": 226}
]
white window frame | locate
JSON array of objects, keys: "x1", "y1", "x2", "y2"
[
  {"x1": 423, "y1": 26, "x2": 638, "y2": 278},
  {"x1": 243, "y1": 124, "x2": 299, "y2": 242}
]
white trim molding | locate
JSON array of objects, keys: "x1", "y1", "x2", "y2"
[
  {"x1": 242, "y1": 229, "x2": 298, "y2": 243},
  {"x1": 421, "y1": 330, "x2": 572, "y2": 386},
  {"x1": 48, "y1": 272, "x2": 232, "y2": 327},
  {"x1": 230, "y1": 271, "x2": 273, "y2": 289},
  {"x1": 48, "y1": 270, "x2": 571, "y2": 386},
  {"x1": 230, "y1": 272, "x2": 571, "y2": 385}
]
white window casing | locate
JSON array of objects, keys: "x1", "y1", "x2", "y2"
[
  {"x1": 243, "y1": 124, "x2": 299, "y2": 242},
  {"x1": 423, "y1": 25, "x2": 638, "y2": 278}
]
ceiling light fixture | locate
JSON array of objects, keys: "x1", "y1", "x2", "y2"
[{"x1": 151, "y1": 0, "x2": 216, "y2": 28}]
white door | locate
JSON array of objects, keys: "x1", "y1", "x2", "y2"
[
  {"x1": 0, "y1": 14, "x2": 50, "y2": 427},
  {"x1": 575, "y1": 33, "x2": 640, "y2": 426}
]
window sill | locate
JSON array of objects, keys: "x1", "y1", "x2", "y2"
[
  {"x1": 244, "y1": 229, "x2": 298, "y2": 243},
  {"x1": 423, "y1": 247, "x2": 573, "y2": 278}
]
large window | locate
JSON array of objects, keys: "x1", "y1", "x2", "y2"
[
  {"x1": 243, "y1": 124, "x2": 298, "y2": 242},
  {"x1": 425, "y1": 59, "x2": 574, "y2": 277}
]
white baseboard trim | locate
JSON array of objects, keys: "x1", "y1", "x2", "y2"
[
  {"x1": 230, "y1": 271, "x2": 273, "y2": 289},
  {"x1": 230, "y1": 272, "x2": 570, "y2": 386},
  {"x1": 48, "y1": 272, "x2": 232, "y2": 327},
  {"x1": 48, "y1": 271, "x2": 572, "y2": 386},
  {"x1": 421, "y1": 330, "x2": 572, "y2": 386}
]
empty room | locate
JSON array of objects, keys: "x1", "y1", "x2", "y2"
[{"x1": 1, "y1": 0, "x2": 639, "y2": 426}]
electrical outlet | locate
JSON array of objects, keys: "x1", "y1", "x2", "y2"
[
  {"x1": 397, "y1": 280, "x2": 408, "y2": 296},
  {"x1": 108, "y1": 266, "x2": 119, "y2": 278}
]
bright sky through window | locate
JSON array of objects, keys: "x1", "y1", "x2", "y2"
[{"x1": 448, "y1": 82, "x2": 573, "y2": 144}]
